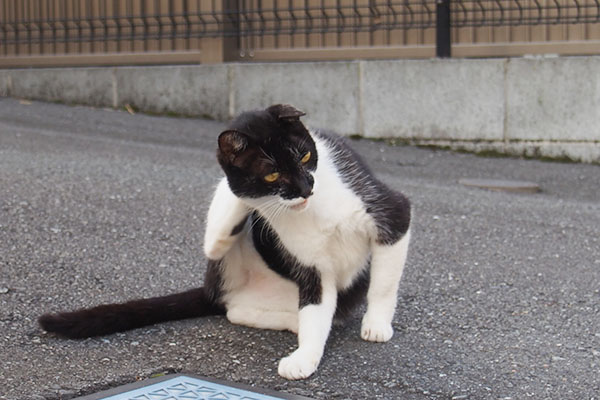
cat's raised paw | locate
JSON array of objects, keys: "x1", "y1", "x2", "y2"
[
  {"x1": 204, "y1": 237, "x2": 235, "y2": 260},
  {"x1": 361, "y1": 317, "x2": 394, "y2": 342},
  {"x1": 278, "y1": 350, "x2": 319, "y2": 380}
]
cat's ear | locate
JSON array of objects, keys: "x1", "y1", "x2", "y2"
[
  {"x1": 218, "y1": 130, "x2": 249, "y2": 163},
  {"x1": 267, "y1": 104, "x2": 306, "y2": 121}
]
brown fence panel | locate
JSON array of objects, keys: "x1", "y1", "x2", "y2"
[
  {"x1": 233, "y1": 0, "x2": 437, "y2": 61},
  {"x1": 0, "y1": 0, "x2": 599, "y2": 67},
  {"x1": 450, "y1": 0, "x2": 600, "y2": 57},
  {"x1": 0, "y1": 0, "x2": 222, "y2": 66},
  {"x1": 220, "y1": 0, "x2": 600, "y2": 60}
]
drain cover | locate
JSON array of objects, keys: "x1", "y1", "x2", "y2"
[
  {"x1": 75, "y1": 374, "x2": 312, "y2": 400},
  {"x1": 458, "y1": 178, "x2": 541, "y2": 193}
]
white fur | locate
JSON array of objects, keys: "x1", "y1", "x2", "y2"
[
  {"x1": 203, "y1": 179, "x2": 249, "y2": 260},
  {"x1": 361, "y1": 230, "x2": 411, "y2": 342},
  {"x1": 203, "y1": 132, "x2": 409, "y2": 380}
]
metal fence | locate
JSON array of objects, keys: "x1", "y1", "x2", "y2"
[
  {"x1": 453, "y1": 0, "x2": 600, "y2": 26},
  {"x1": 448, "y1": 0, "x2": 600, "y2": 57},
  {"x1": 1, "y1": 0, "x2": 599, "y2": 67}
]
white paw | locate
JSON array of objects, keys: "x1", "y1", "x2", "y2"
[
  {"x1": 278, "y1": 349, "x2": 320, "y2": 380},
  {"x1": 361, "y1": 316, "x2": 394, "y2": 342},
  {"x1": 204, "y1": 237, "x2": 235, "y2": 260}
]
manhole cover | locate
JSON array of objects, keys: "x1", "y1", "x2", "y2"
[
  {"x1": 74, "y1": 374, "x2": 312, "y2": 400},
  {"x1": 458, "y1": 178, "x2": 541, "y2": 193}
]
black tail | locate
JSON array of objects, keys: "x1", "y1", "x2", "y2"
[{"x1": 38, "y1": 287, "x2": 225, "y2": 339}]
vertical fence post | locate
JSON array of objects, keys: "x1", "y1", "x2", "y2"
[
  {"x1": 200, "y1": 0, "x2": 224, "y2": 64},
  {"x1": 200, "y1": 0, "x2": 239, "y2": 63},
  {"x1": 222, "y1": 0, "x2": 239, "y2": 61},
  {"x1": 436, "y1": 0, "x2": 451, "y2": 58}
]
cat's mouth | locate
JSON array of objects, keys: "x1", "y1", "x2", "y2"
[{"x1": 289, "y1": 198, "x2": 309, "y2": 211}]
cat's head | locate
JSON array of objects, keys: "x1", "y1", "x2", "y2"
[{"x1": 217, "y1": 104, "x2": 317, "y2": 211}]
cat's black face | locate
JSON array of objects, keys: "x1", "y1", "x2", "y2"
[{"x1": 217, "y1": 105, "x2": 318, "y2": 208}]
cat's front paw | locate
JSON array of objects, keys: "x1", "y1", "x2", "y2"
[
  {"x1": 361, "y1": 315, "x2": 394, "y2": 342},
  {"x1": 204, "y1": 236, "x2": 235, "y2": 260},
  {"x1": 278, "y1": 349, "x2": 320, "y2": 380}
]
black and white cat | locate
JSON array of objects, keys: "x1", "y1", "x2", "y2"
[{"x1": 39, "y1": 104, "x2": 411, "y2": 380}]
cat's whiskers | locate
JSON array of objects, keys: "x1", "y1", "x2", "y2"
[
  {"x1": 250, "y1": 200, "x2": 276, "y2": 224},
  {"x1": 256, "y1": 198, "x2": 281, "y2": 220},
  {"x1": 259, "y1": 198, "x2": 297, "y2": 240},
  {"x1": 249, "y1": 198, "x2": 283, "y2": 240},
  {"x1": 267, "y1": 201, "x2": 289, "y2": 224},
  {"x1": 259, "y1": 206, "x2": 283, "y2": 241},
  {"x1": 271, "y1": 201, "x2": 289, "y2": 222}
]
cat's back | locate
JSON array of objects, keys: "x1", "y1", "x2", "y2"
[
  {"x1": 312, "y1": 129, "x2": 411, "y2": 246},
  {"x1": 307, "y1": 130, "x2": 377, "y2": 231},
  {"x1": 312, "y1": 129, "x2": 375, "y2": 180}
]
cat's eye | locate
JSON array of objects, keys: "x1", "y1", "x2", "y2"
[
  {"x1": 264, "y1": 172, "x2": 280, "y2": 183},
  {"x1": 301, "y1": 151, "x2": 311, "y2": 164}
]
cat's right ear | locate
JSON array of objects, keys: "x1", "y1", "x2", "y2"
[
  {"x1": 267, "y1": 104, "x2": 306, "y2": 121},
  {"x1": 218, "y1": 130, "x2": 249, "y2": 164}
]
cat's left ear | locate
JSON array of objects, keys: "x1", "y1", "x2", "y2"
[
  {"x1": 218, "y1": 130, "x2": 250, "y2": 164},
  {"x1": 267, "y1": 104, "x2": 306, "y2": 121}
]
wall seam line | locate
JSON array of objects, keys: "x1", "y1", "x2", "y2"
[
  {"x1": 228, "y1": 64, "x2": 235, "y2": 119},
  {"x1": 357, "y1": 60, "x2": 365, "y2": 136},
  {"x1": 503, "y1": 58, "x2": 509, "y2": 145},
  {"x1": 111, "y1": 68, "x2": 118, "y2": 109}
]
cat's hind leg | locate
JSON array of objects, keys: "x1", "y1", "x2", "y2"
[
  {"x1": 361, "y1": 230, "x2": 411, "y2": 342},
  {"x1": 223, "y1": 250, "x2": 300, "y2": 333},
  {"x1": 226, "y1": 307, "x2": 298, "y2": 333}
]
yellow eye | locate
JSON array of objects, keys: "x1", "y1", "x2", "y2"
[
  {"x1": 301, "y1": 151, "x2": 311, "y2": 164},
  {"x1": 264, "y1": 172, "x2": 280, "y2": 183}
]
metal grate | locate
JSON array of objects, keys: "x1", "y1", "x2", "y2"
[
  {"x1": 1, "y1": 0, "x2": 599, "y2": 61},
  {"x1": 75, "y1": 375, "x2": 311, "y2": 400},
  {"x1": 235, "y1": 1, "x2": 436, "y2": 48},
  {"x1": 452, "y1": 0, "x2": 600, "y2": 27},
  {"x1": 0, "y1": 1, "x2": 436, "y2": 55}
]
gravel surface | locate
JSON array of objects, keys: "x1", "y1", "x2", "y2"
[{"x1": 1, "y1": 97, "x2": 599, "y2": 400}]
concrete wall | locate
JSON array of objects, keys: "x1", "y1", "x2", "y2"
[{"x1": 1, "y1": 57, "x2": 598, "y2": 163}]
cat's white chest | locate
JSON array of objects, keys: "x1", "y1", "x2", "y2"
[{"x1": 270, "y1": 181, "x2": 374, "y2": 288}]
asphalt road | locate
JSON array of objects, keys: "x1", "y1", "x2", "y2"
[{"x1": 1, "y1": 97, "x2": 599, "y2": 400}]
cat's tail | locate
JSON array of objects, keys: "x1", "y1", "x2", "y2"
[{"x1": 38, "y1": 287, "x2": 225, "y2": 339}]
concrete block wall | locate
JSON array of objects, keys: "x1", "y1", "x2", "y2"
[
  {"x1": 360, "y1": 59, "x2": 506, "y2": 141},
  {"x1": 0, "y1": 68, "x2": 115, "y2": 107},
  {"x1": 1, "y1": 57, "x2": 598, "y2": 163},
  {"x1": 114, "y1": 65, "x2": 230, "y2": 120},
  {"x1": 506, "y1": 58, "x2": 600, "y2": 143},
  {"x1": 231, "y1": 63, "x2": 361, "y2": 135}
]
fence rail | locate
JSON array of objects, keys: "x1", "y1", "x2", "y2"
[
  {"x1": 452, "y1": 0, "x2": 600, "y2": 27},
  {"x1": 1, "y1": 0, "x2": 599, "y2": 66}
]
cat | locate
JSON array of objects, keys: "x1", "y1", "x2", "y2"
[{"x1": 38, "y1": 104, "x2": 411, "y2": 380}]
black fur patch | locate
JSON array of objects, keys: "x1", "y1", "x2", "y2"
[
  {"x1": 334, "y1": 269, "x2": 370, "y2": 320},
  {"x1": 204, "y1": 259, "x2": 226, "y2": 305},
  {"x1": 250, "y1": 212, "x2": 322, "y2": 308},
  {"x1": 315, "y1": 130, "x2": 411, "y2": 245},
  {"x1": 230, "y1": 215, "x2": 248, "y2": 236}
]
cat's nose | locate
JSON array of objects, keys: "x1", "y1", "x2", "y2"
[
  {"x1": 294, "y1": 176, "x2": 314, "y2": 199},
  {"x1": 301, "y1": 190, "x2": 313, "y2": 199},
  {"x1": 299, "y1": 187, "x2": 313, "y2": 199}
]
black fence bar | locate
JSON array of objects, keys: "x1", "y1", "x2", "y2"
[
  {"x1": 436, "y1": 0, "x2": 451, "y2": 58},
  {"x1": 1, "y1": 0, "x2": 599, "y2": 58}
]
